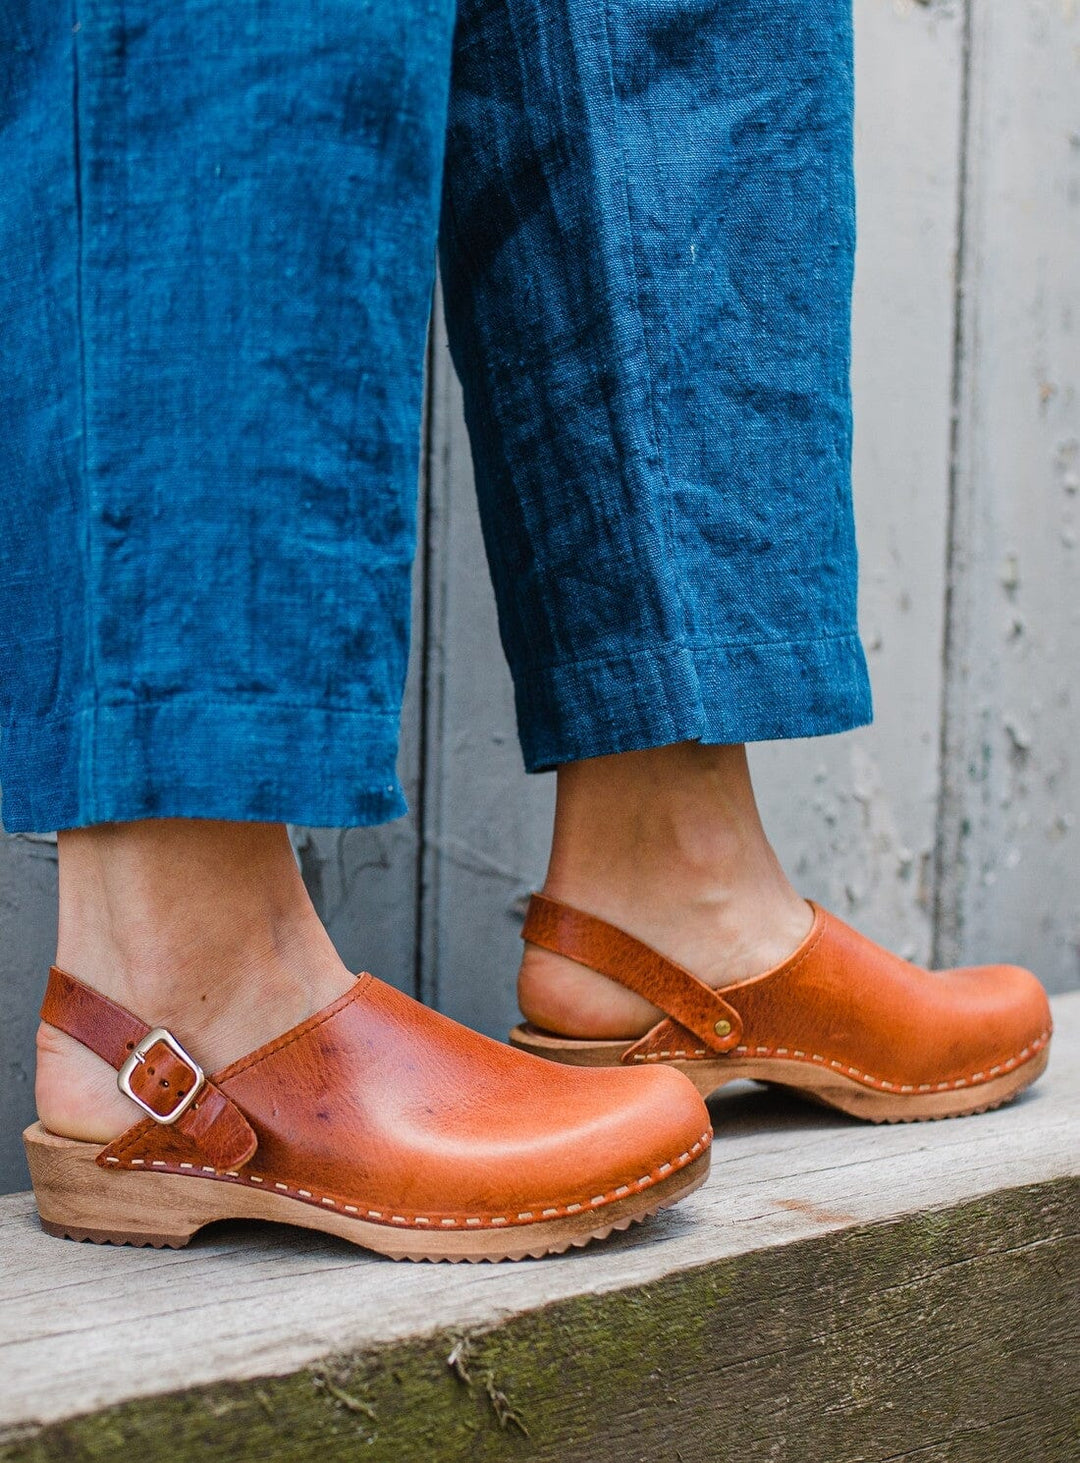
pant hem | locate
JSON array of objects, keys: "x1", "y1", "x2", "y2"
[
  {"x1": 514, "y1": 633, "x2": 873, "y2": 772},
  {"x1": 0, "y1": 697, "x2": 407, "y2": 833}
]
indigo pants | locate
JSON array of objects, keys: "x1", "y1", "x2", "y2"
[{"x1": 0, "y1": 0, "x2": 870, "y2": 834}]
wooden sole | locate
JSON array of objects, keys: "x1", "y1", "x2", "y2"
[
  {"x1": 508, "y1": 1025, "x2": 1051, "y2": 1123},
  {"x1": 22, "y1": 1122, "x2": 709, "y2": 1262}
]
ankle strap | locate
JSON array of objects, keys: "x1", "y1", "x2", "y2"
[
  {"x1": 41, "y1": 966, "x2": 257, "y2": 1171},
  {"x1": 521, "y1": 894, "x2": 743, "y2": 1054}
]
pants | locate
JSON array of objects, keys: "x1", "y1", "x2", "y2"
[{"x1": 0, "y1": 0, "x2": 870, "y2": 834}]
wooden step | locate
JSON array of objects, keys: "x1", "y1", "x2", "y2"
[{"x1": 1, "y1": 994, "x2": 1077, "y2": 1463}]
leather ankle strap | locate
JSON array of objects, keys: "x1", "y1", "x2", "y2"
[
  {"x1": 521, "y1": 894, "x2": 743, "y2": 1054},
  {"x1": 41, "y1": 966, "x2": 258, "y2": 1172}
]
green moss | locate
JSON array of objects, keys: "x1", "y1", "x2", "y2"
[{"x1": 4, "y1": 1180, "x2": 1077, "y2": 1463}]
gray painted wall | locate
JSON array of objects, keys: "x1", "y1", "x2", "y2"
[{"x1": 1, "y1": 0, "x2": 1076, "y2": 1192}]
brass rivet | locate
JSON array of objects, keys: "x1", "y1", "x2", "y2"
[{"x1": 714, "y1": 1019, "x2": 732, "y2": 1037}]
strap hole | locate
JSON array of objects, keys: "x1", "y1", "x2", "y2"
[{"x1": 160, "y1": 1079, "x2": 169, "y2": 1088}]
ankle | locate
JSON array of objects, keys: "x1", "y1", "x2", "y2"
[
  {"x1": 517, "y1": 742, "x2": 812, "y2": 1038},
  {"x1": 54, "y1": 819, "x2": 351, "y2": 1040},
  {"x1": 544, "y1": 743, "x2": 807, "y2": 956},
  {"x1": 39, "y1": 819, "x2": 355, "y2": 1143}
]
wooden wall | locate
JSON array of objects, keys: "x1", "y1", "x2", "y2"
[{"x1": 0, "y1": 0, "x2": 1076, "y2": 1191}]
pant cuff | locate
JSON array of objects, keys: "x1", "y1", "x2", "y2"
[
  {"x1": 514, "y1": 634, "x2": 873, "y2": 773},
  {"x1": 0, "y1": 697, "x2": 407, "y2": 833}
]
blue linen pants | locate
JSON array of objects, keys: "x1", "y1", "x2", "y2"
[{"x1": 0, "y1": 0, "x2": 870, "y2": 834}]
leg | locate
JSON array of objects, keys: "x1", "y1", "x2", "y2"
[
  {"x1": 7, "y1": 0, "x2": 712, "y2": 1259},
  {"x1": 441, "y1": 0, "x2": 868, "y2": 768},
  {"x1": 1, "y1": 0, "x2": 454, "y2": 830},
  {"x1": 440, "y1": 0, "x2": 1050, "y2": 1116},
  {"x1": 9, "y1": 0, "x2": 446, "y2": 1139},
  {"x1": 440, "y1": 0, "x2": 860, "y2": 1021}
]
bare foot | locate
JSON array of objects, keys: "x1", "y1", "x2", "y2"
[
  {"x1": 36, "y1": 820, "x2": 355, "y2": 1143},
  {"x1": 517, "y1": 743, "x2": 813, "y2": 1039}
]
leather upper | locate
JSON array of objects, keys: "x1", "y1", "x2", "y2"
[
  {"x1": 522, "y1": 896, "x2": 1053, "y2": 1092},
  {"x1": 41, "y1": 966, "x2": 712, "y2": 1228}
]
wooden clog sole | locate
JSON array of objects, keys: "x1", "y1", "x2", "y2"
[
  {"x1": 23, "y1": 1121, "x2": 710, "y2": 1262},
  {"x1": 509, "y1": 1025, "x2": 1051, "y2": 1123}
]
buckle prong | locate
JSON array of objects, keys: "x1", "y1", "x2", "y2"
[{"x1": 117, "y1": 1027, "x2": 205, "y2": 1124}]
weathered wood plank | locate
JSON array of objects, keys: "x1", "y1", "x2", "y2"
[
  {"x1": 1, "y1": 992, "x2": 1076, "y2": 1447},
  {"x1": 1, "y1": 1187, "x2": 1075, "y2": 1462},
  {"x1": 934, "y1": 0, "x2": 1080, "y2": 992}
]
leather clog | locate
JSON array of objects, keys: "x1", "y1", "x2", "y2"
[
  {"x1": 510, "y1": 894, "x2": 1052, "y2": 1122},
  {"x1": 26, "y1": 963, "x2": 712, "y2": 1261}
]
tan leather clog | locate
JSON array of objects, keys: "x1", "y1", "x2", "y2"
[
  {"x1": 510, "y1": 894, "x2": 1052, "y2": 1122},
  {"x1": 25, "y1": 964, "x2": 711, "y2": 1261}
]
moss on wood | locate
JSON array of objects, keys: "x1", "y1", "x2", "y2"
[{"x1": 4, "y1": 1179, "x2": 1077, "y2": 1463}]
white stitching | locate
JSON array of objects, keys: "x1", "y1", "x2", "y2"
[
  {"x1": 104, "y1": 1127, "x2": 713, "y2": 1232},
  {"x1": 621, "y1": 1030, "x2": 1051, "y2": 1095}
]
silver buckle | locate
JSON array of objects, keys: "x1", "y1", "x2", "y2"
[{"x1": 117, "y1": 1027, "x2": 205, "y2": 1124}]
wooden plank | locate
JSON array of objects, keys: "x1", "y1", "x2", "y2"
[
  {"x1": 753, "y1": 0, "x2": 966, "y2": 964},
  {"x1": 1, "y1": 990, "x2": 1076, "y2": 1444},
  {"x1": 2, "y1": 1180, "x2": 1075, "y2": 1463},
  {"x1": 934, "y1": 0, "x2": 1080, "y2": 992}
]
